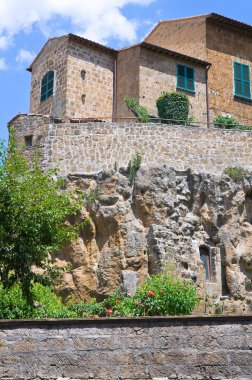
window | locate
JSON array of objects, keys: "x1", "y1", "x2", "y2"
[
  {"x1": 233, "y1": 62, "x2": 251, "y2": 100},
  {"x1": 177, "y1": 64, "x2": 195, "y2": 92},
  {"x1": 40, "y1": 71, "x2": 54, "y2": 103},
  {"x1": 200, "y1": 246, "x2": 212, "y2": 281},
  {"x1": 24, "y1": 135, "x2": 33, "y2": 148}
]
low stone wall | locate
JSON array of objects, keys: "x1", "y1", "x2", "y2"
[
  {"x1": 0, "y1": 315, "x2": 251, "y2": 380},
  {"x1": 11, "y1": 114, "x2": 252, "y2": 176}
]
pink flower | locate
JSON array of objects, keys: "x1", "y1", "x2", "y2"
[
  {"x1": 106, "y1": 309, "x2": 113, "y2": 315},
  {"x1": 34, "y1": 302, "x2": 41, "y2": 308},
  {"x1": 147, "y1": 291, "x2": 154, "y2": 297},
  {"x1": 135, "y1": 301, "x2": 141, "y2": 306},
  {"x1": 160, "y1": 289, "x2": 164, "y2": 294}
]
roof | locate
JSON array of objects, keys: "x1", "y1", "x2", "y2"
[
  {"x1": 119, "y1": 41, "x2": 211, "y2": 67},
  {"x1": 206, "y1": 13, "x2": 252, "y2": 35},
  {"x1": 145, "y1": 13, "x2": 252, "y2": 41},
  {"x1": 27, "y1": 34, "x2": 117, "y2": 72}
]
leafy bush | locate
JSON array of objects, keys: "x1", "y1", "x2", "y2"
[
  {"x1": 68, "y1": 298, "x2": 106, "y2": 317},
  {"x1": 127, "y1": 153, "x2": 142, "y2": 185},
  {"x1": 224, "y1": 167, "x2": 249, "y2": 182},
  {"x1": 0, "y1": 283, "x2": 77, "y2": 319},
  {"x1": 124, "y1": 96, "x2": 149, "y2": 123},
  {"x1": 213, "y1": 114, "x2": 241, "y2": 129},
  {"x1": 100, "y1": 270, "x2": 199, "y2": 317},
  {"x1": 156, "y1": 91, "x2": 189, "y2": 125}
]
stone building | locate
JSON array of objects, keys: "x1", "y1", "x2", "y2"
[
  {"x1": 145, "y1": 13, "x2": 252, "y2": 125},
  {"x1": 27, "y1": 13, "x2": 252, "y2": 126}
]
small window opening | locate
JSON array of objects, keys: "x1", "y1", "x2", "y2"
[
  {"x1": 200, "y1": 245, "x2": 212, "y2": 281},
  {"x1": 81, "y1": 69, "x2": 86, "y2": 79},
  {"x1": 81, "y1": 94, "x2": 86, "y2": 104},
  {"x1": 24, "y1": 135, "x2": 33, "y2": 149}
]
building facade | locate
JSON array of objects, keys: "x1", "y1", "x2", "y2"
[
  {"x1": 28, "y1": 13, "x2": 252, "y2": 126},
  {"x1": 145, "y1": 13, "x2": 252, "y2": 125}
]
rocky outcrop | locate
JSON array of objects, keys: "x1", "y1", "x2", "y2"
[{"x1": 56, "y1": 165, "x2": 252, "y2": 314}]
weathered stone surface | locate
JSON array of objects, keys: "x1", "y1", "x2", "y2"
[
  {"x1": 50, "y1": 165, "x2": 252, "y2": 314},
  {"x1": 12, "y1": 116, "x2": 252, "y2": 176},
  {"x1": 0, "y1": 316, "x2": 251, "y2": 380}
]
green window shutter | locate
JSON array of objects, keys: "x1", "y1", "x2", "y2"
[
  {"x1": 40, "y1": 71, "x2": 55, "y2": 103},
  {"x1": 234, "y1": 62, "x2": 251, "y2": 99},
  {"x1": 177, "y1": 64, "x2": 195, "y2": 92}
]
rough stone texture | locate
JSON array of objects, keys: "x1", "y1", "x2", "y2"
[
  {"x1": 11, "y1": 115, "x2": 252, "y2": 176},
  {"x1": 145, "y1": 16, "x2": 252, "y2": 126},
  {"x1": 65, "y1": 39, "x2": 115, "y2": 120},
  {"x1": 29, "y1": 37, "x2": 69, "y2": 118},
  {"x1": 10, "y1": 116, "x2": 252, "y2": 312},
  {"x1": 0, "y1": 316, "x2": 251, "y2": 380},
  {"x1": 29, "y1": 36, "x2": 115, "y2": 120},
  {"x1": 53, "y1": 165, "x2": 252, "y2": 314}
]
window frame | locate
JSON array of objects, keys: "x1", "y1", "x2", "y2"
[
  {"x1": 176, "y1": 64, "x2": 195, "y2": 93},
  {"x1": 233, "y1": 61, "x2": 251, "y2": 100},
  {"x1": 40, "y1": 70, "x2": 55, "y2": 103}
]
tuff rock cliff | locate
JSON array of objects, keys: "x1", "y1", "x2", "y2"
[{"x1": 56, "y1": 165, "x2": 252, "y2": 314}]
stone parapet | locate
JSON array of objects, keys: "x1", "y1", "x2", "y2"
[
  {"x1": 0, "y1": 315, "x2": 251, "y2": 379},
  {"x1": 11, "y1": 114, "x2": 252, "y2": 176}
]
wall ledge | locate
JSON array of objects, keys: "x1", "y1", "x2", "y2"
[{"x1": 0, "y1": 313, "x2": 251, "y2": 328}]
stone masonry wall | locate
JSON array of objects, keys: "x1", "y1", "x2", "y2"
[
  {"x1": 29, "y1": 37, "x2": 69, "y2": 118},
  {"x1": 145, "y1": 16, "x2": 207, "y2": 61},
  {"x1": 139, "y1": 47, "x2": 207, "y2": 122},
  {"x1": 66, "y1": 40, "x2": 115, "y2": 120},
  {"x1": 116, "y1": 46, "x2": 140, "y2": 120},
  {"x1": 0, "y1": 315, "x2": 251, "y2": 380},
  {"x1": 11, "y1": 114, "x2": 252, "y2": 177},
  {"x1": 145, "y1": 16, "x2": 252, "y2": 126},
  {"x1": 206, "y1": 22, "x2": 252, "y2": 125}
]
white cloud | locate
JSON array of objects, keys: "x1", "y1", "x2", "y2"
[
  {"x1": 0, "y1": 0, "x2": 155, "y2": 47},
  {"x1": 0, "y1": 57, "x2": 7, "y2": 70},
  {"x1": 16, "y1": 49, "x2": 35, "y2": 64}
]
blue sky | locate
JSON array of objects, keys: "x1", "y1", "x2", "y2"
[{"x1": 0, "y1": 0, "x2": 251, "y2": 142}]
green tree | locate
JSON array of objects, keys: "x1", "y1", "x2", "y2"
[{"x1": 0, "y1": 128, "x2": 86, "y2": 302}]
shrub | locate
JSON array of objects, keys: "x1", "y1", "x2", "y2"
[
  {"x1": 127, "y1": 153, "x2": 142, "y2": 185},
  {"x1": 0, "y1": 283, "x2": 77, "y2": 319},
  {"x1": 156, "y1": 91, "x2": 189, "y2": 125},
  {"x1": 68, "y1": 298, "x2": 106, "y2": 317},
  {"x1": 224, "y1": 167, "x2": 249, "y2": 182},
  {"x1": 101, "y1": 269, "x2": 199, "y2": 317},
  {"x1": 124, "y1": 96, "x2": 149, "y2": 123},
  {"x1": 213, "y1": 114, "x2": 240, "y2": 129}
]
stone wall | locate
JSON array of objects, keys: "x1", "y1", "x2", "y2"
[
  {"x1": 139, "y1": 47, "x2": 207, "y2": 122},
  {"x1": 29, "y1": 36, "x2": 115, "y2": 121},
  {"x1": 116, "y1": 46, "x2": 140, "y2": 120},
  {"x1": 0, "y1": 315, "x2": 251, "y2": 380},
  {"x1": 29, "y1": 37, "x2": 69, "y2": 118},
  {"x1": 11, "y1": 115, "x2": 252, "y2": 176},
  {"x1": 66, "y1": 40, "x2": 115, "y2": 120},
  {"x1": 145, "y1": 16, "x2": 252, "y2": 126},
  {"x1": 206, "y1": 22, "x2": 252, "y2": 124},
  {"x1": 145, "y1": 16, "x2": 207, "y2": 60}
]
